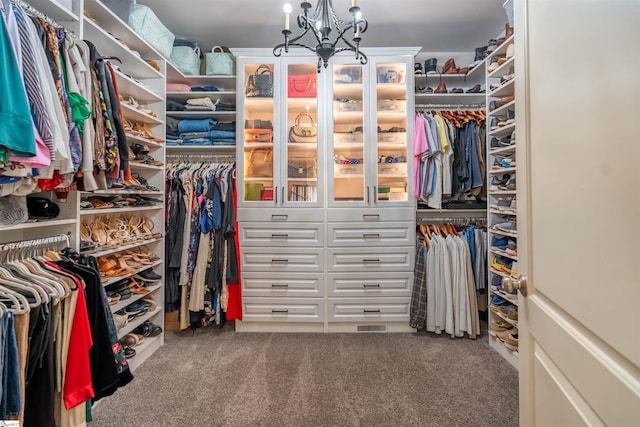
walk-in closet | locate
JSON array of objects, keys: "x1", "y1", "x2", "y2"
[{"x1": 0, "y1": 0, "x2": 637, "y2": 425}]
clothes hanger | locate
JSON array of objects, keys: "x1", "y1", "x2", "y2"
[
  {"x1": 21, "y1": 258, "x2": 69, "y2": 298},
  {"x1": 0, "y1": 267, "x2": 44, "y2": 307}
]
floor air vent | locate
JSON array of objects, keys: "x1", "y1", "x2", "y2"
[{"x1": 357, "y1": 325, "x2": 387, "y2": 332}]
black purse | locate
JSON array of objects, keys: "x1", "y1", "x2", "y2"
[{"x1": 246, "y1": 64, "x2": 274, "y2": 98}]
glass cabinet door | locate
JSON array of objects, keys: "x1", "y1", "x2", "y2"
[
  {"x1": 284, "y1": 62, "x2": 320, "y2": 204},
  {"x1": 330, "y1": 62, "x2": 366, "y2": 204},
  {"x1": 374, "y1": 62, "x2": 409, "y2": 204},
  {"x1": 242, "y1": 62, "x2": 276, "y2": 203}
]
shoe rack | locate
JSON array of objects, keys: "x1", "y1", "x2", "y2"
[
  {"x1": 414, "y1": 57, "x2": 486, "y2": 106},
  {"x1": 485, "y1": 30, "x2": 518, "y2": 369},
  {"x1": 165, "y1": 62, "x2": 237, "y2": 155},
  {"x1": 80, "y1": 0, "x2": 167, "y2": 371}
]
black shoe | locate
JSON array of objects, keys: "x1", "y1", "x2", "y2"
[
  {"x1": 424, "y1": 58, "x2": 437, "y2": 74},
  {"x1": 414, "y1": 63, "x2": 423, "y2": 74},
  {"x1": 135, "y1": 268, "x2": 162, "y2": 282}
]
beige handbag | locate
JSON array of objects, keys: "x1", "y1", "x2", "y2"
[{"x1": 247, "y1": 148, "x2": 273, "y2": 177}]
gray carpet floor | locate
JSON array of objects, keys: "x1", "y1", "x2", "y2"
[{"x1": 90, "y1": 323, "x2": 518, "y2": 427}]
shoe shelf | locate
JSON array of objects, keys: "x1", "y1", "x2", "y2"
[
  {"x1": 489, "y1": 80, "x2": 515, "y2": 98},
  {"x1": 488, "y1": 123, "x2": 515, "y2": 137},
  {"x1": 488, "y1": 57, "x2": 515, "y2": 79},
  {"x1": 488, "y1": 334, "x2": 519, "y2": 369},
  {"x1": 489, "y1": 145, "x2": 516, "y2": 155},
  {"x1": 82, "y1": 19, "x2": 162, "y2": 80},
  {"x1": 490, "y1": 247, "x2": 518, "y2": 261},
  {"x1": 488, "y1": 191, "x2": 516, "y2": 197},
  {"x1": 165, "y1": 145, "x2": 236, "y2": 152},
  {"x1": 81, "y1": 189, "x2": 163, "y2": 196},
  {"x1": 490, "y1": 228, "x2": 517, "y2": 238},
  {"x1": 466, "y1": 63, "x2": 485, "y2": 80},
  {"x1": 120, "y1": 103, "x2": 164, "y2": 125},
  {"x1": 492, "y1": 289, "x2": 519, "y2": 306},
  {"x1": 415, "y1": 73, "x2": 469, "y2": 79},
  {"x1": 128, "y1": 161, "x2": 164, "y2": 171},
  {"x1": 490, "y1": 305, "x2": 518, "y2": 328},
  {"x1": 125, "y1": 133, "x2": 164, "y2": 148},
  {"x1": 488, "y1": 100, "x2": 516, "y2": 116},
  {"x1": 166, "y1": 111, "x2": 236, "y2": 120},
  {"x1": 126, "y1": 333, "x2": 163, "y2": 372},
  {"x1": 489, "y1": 166, "x2": 517, "y2": 174},
  {"x1": 114, "y1": 69, "x2": 163, "y2": 104},
  {"x1": 166, "y1": 62, "x2": 236, "y2": 89},
  {"x1": 486, "y1": 34, "x2": 515, "y2": 62},
  {"x1": 80, "y1": 205, "x2": 163, "y2": 215},
  {"x1": 102, "y1": 260, "x2": 163, "y2": 287},
  {"x1": 90, "y1": 237, "x2": 163, "y2": 258},
  {"x1": 109, "y1": 282, "x2": 162, "y2": 313},
  {"x1": 116, "y1": 307, "x2": 163, "y2": 339}
]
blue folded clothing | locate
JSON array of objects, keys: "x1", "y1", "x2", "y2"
[
  {"x1": 178, "y1": 118, "x2": 217, "y2": 133},
  {"x1": 191, "y1": 85, "x2": 219, "y2": 92}
]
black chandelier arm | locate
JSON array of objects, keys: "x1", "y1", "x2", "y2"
[
  {"x1": 273, "y1": 41, "x2": 319, "y2": 57},
  {"x1": 333, "y1": 34, "x2": 368, "y2": 64}
]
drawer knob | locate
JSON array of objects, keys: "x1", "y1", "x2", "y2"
[
  {"x1": 271, "y1": 259, "x2": 289, "y2": 264},
  {"x1": 363, "y1": 258, "x2": 380, "y2": 263},
  {"x1": 271, "y1": 284, "x2": 289, "y2": 288},
  {"x1": 363, "y1": 214, "x2": 380, "y2": 221},
  {"x1": 272, "y1": 214, "x2": 289, "y2": 220},
  {"x1": 272, "y1": 309, "x2": 289, "y2": 313},
  {"x1": 271, "y1": 234, "x2": 289, "y2": 239},
  {"x1": 363, "y1": 283, "x2": 381, "y2": 288},
  {"x1": 362, "y1": 233, "x2": 380, "y2": 239},
  {"x1": 363, "y1": 309, "x2": 381, "y2": 313}
]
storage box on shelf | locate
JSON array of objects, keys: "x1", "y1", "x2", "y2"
[
  {"x1": 485, "y1": 31, "x2": 518, "y2": 369},
  {"x1": 80, "y1": 0, "x2": 167, "y2": 369}
]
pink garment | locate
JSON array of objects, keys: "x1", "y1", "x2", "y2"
[
  {"x1": 413, "y1": 115, "x2": 428, "y2": 199},
  {"x1": 9, "y1": 124, "x2": 51, "y2": 168},
  {"x1": 166, "y1": 83, "x2": 192, "y2": 92}
]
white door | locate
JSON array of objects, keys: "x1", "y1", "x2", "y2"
[{"x1": 513, "y1": 0, "x2": 640, "y2": 425}]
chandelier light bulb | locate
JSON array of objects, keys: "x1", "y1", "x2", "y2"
[{"x1": 283, "y1": 3, "x2": 293, "y2": 14}]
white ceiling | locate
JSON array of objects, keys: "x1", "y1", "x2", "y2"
[{"x1": 138, "y1": 0, "x2": 509, "y2": 54}]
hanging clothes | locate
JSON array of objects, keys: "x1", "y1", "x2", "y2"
[{"x1": 165, "y1": 160, "x2": 240, "y2": 330}]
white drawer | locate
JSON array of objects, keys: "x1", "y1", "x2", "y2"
[
  {"x1": 327, "y1": 222, "x2": 413, "y2": 246},
  {"x1": 328, "y1": 297, "x2": 410, "y2": 322},
  {"x1": 239, "y1": 222, "x2": 324, "y2": 247},
  {"x1": 240, "y1": 247, "x2": 323, "y2": 272},
  {"x1": 327, "y1": 247, "x2": 413, "y2": 272},
  {"x1": 242, "y1": 273, "x2": 323, "y2": 297},
  {"x1": 328, "y1": 272, "x2": 412, "y2": 297},
  {"x1": 242, "y1": 298, "x2": 324, "y2": 322},
  {"x1": 327, "y1": 208, "x2": 415, "y2": 222},
  {"x1": 238, "y1": 208, "x2": 323, "y2": 222}
]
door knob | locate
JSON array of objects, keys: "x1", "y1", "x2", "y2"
[{"x1": 501, "y1": 275, "x2": 529, "y2": 297}]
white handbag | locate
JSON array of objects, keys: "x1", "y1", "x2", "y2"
[
  {"x1": 128, "y1": 2, "x2": 175, "y2": 58},
  {"x1": 170, "y1": 46, "x2": 201, "y2": 75},
  {"x1": 205, "y1": 46, "x2": 236, "y2": 76}
]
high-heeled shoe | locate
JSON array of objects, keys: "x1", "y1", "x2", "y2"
[{"x1": 133, "y1": 123, "x2": 164, "y2": 142}]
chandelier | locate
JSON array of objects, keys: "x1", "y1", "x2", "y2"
[{"x1": 273, "y1": 0, "x2": 368, "y2": 72}]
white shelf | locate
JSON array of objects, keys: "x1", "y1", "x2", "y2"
[
  {"x1": 121, "y1": 103, "x2": 164, "y2": 125},
  {"x1": 27, "y1": 0, "x2": 78, "y2": 21},
  {"x1": 415, "y1": 73, "x2": 469, "y2": 79},
  {"x1": 491, "y1": 288, "x2": 519, "y2": 306},
  {"x1": 166, "y1": 91, "x2": 236, "y2": 103},
  {"x1": 116, "y1": 307, "x2": 163, "y2": 339},
  {"x1": 490, "y1": 209, "x2": 517, "y2": 217},
  {"x1": 487, "y1": 34, "x2": 515, "y2": 62},
  {"x1": 109, "y1": 283, "x2": 163, "y2": 313},
  {"x1": 166, "y1": 111, "x2": 236, "y2": 120},
  {"x1": 129, "y1": 161, "x2": 164, "y2": 171},
  {"x1": 488, "y1": 100, "x2": 516, "y2": 116},
  {"x1": 414, "y1": 93, "x2": 486, "y2": 105},
  {"x1": 244, "y1": 142, "x2": 274, "y2": 149},
  {"x1": 82, "y1": 18, "x2": 163, "y2": 80},
  {"x1": 334, "y1": 143, "x2": 365, "y2": 149},
  {"x1": 489, "y1": 190, "x2": 517, "y2": 195},
  {"x1": 489, "y1": 166, "x2": 517, "y2": 174},
  {"x1": 166, "y1": 62, "x2": 236, "y2": 90},
  {"x1": 489, "y1": 79, "x2": 515, "y2": 98},
  {"x1": 489, "y1": 145, "x2": 516, "y2": 155},
  {"x1": 488, "y1": 335, "x2": 519, "y2": 369},
  {"x1": 166, "y1": 145, "x2": 236, "y2": 152},
  {"x1": 114, "y1": 69, "x2": 163, "y2": 104},
  {"x1": 286, "y1": 178, "x2": 318, "y2": 182},
  {"x1": 334, "y1": 174, "x2": 365, "y2": 178},
  {"x1": 488, "y1": 57, "x2": 515, "y2": 79},
  {"x1": 490, "y1": 228, "x2": 517, "y2": 238},
  {"x1": 0, "y1": 218, "x2": 76, "y2": 232},
  {"x1": 91, "y1": 237, "x2": 164, "y2": 259},
  {"x1": 417, "y1": 209, "x2": 487, "y2": 215},
  {"x1": 125, "y1": 133, "x2": 164, "y2": 148},
  {"x1": 80, "y1": 205, "x2": 162, "y2": 216},
  {"x1": 244, "y1": 177, "x2": 274, "y2": 182},
  {"x1": 489, "y1": 123, "x2": 515, "y2": 137},
  {"x1": 490, "y1": 305, "x2": 519, "y2": 328},
  {"x1": 81, "y1": 189, "x2": 163, "y2": 195},
  {"x1": 489, "y1": 247, "x2": 518, "y2": 261},
  {"x1": 102, "y1": 260, "x2": 163, "y2": 287}
]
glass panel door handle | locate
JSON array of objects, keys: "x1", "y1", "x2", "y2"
[{"x1": 502, "y1": 275, "x2": 529, "y2": 297}]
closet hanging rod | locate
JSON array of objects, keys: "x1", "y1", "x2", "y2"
[
  {"x1": 17, "y1": 0, "x2": 70, "y2": 32},
  {"x1": 0, "y1": 233, "x2": 70, "y2": 261},
  {"x1": 167, "y1": 153, "x2": 236, "y2": 161},
  {"x1": 417, "y1": 217, "x2": 487, "y2": 225},
  {"x1": 415, "y1": 103, "x2": 485, "y2": 109}
]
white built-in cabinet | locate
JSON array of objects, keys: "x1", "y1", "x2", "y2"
[{"x1": 235, "y1": 48, "x2": 418, "y2": 332}]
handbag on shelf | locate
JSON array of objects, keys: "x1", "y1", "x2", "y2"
[
  {"x1": 288, "y1": 113, "x2": 317, "y2": 143},
  {"x1": 244, "y1": 119, "x2": 272, "y2": 130},
  {"x1": 244, "y1": 129, "x2": 273, "y2": 143},
  {"x1": 247, "y1": 148, "x2": 273, "y2": 177},
  {"x1": 205, "y1": 46, "x2": 235, "y2": 76},
  {"x1": 170, "y1": 46, "x2": 201, "y2": 76},
  {"x1": 288, "y1": 74, "x2": 317, "y2": 98},
  {"x1": 246, "y1": 64, "x2": 273, "y2": 98},
  {"x1": 128, "y1": 3, "x2": 175, "y2": 58},
  {"x1": 288, "y1": 158, "x2": 317, "y2": 179}
]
